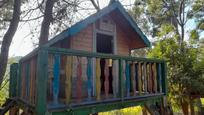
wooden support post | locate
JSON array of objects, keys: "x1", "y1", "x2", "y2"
[
  {"x1": 21, "y1": 64, "x2": 26, "y2": 99},
  {"x1": 30, "y1": 58, "x2": 35, "y2": 104},
  {"x1": 138, "y1": 62, "x2": 142, "y2": 95},
  {"x1": 9, "y1": 63, "x2": 19, "y2": 115},
  {"x1": 76, "y1": 57, "x2": 82, "y2": 103},
  {"x1": 125, "y1": 61, "x2": 130, "y2": 97},
  {"x1": 36, "y1": 49, "x2": 48, "y2": 115},
  {"x1": 65, "y1": 56, "x2": 72, "y2": 104},
  {"x1": 112, "y1": 60, "x2": 118, "y2": 98},
  {"x1": 25, "y1": 62, "x2": 30, "y2": 101},
  {"x1": 96, "y1": 58, "x2": 101, "y2": 101},
  {"x1": 146, "y1": 63, "x2": 150, "y2": 93},
  {"x1": 9, "y1": 63, "x2": 18, "y2": 98},
  {"x1": 143, "y1": 62, "x2": 147, "y2": 93},
  {"x1": 17, "y1": 62, "x2": 21, "y2": 98},
  {"x1": 134, "y1": 63, "x2": 138, "y2": 93},
  {"x1": 158, "y1": 63, "x2": 162, "y2": 93},
  {"x1": 119, "y1": 59, "x2": 124, "y2": 98},
  {"x1": 104, "y1": 59, "x2": 109, "y2": 99},
  {"x1": 141, "y1": 63, "x2": 144, "y2": 92},
  {"x1": 131, "y1": 62, "x2": 136, "y2": 96},
  {"x1": 87, "y1": 57, "x2": 93, "y2": 101},
  {"x1": 149, "y1": 63, "x2": 152, "y2": 93},
  {"x1": 53, "y1": 54, "x2": 60, "y2": 104},
  {"x1": 153, "y1": 63, "x2": 157, "y2": 93},
  {"x1": 161, "y1": 62, "x2": 167, "y2": 94}
]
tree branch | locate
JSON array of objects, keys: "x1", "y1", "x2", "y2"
[
  {"x1": 39, "y1": 0, "x2": 55, "y2": 45},
  {"x1": 0, "y1": 0, "x2": 7, "y2": 8},
  {"x1": 90, "y1": 0, "x2": 100, "y2": 11},
  {"x1": 0, "y1": 0, "x2": 21, "y2": 86},
  {"x1": 170, "y1": 0, "x2": 182, "y2": 26}
]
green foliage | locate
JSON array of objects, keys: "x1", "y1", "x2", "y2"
[
  {"x1": 99, "y1": 106, "x2": 142, "y2": 115},
  {"x1": 131, "y1": 1, "x2": 204, "y2": 113},
  {"x1": 190, "y1": 30, "x2": 199, "y2": 42},
  {"x1": 148, "y1": 37, "x2": 204, "y2": 111},
  {"x1": 197, "y1": 19, "x2": 204, "y2": 30}
]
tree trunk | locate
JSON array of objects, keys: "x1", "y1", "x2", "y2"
[
  {"x1": 0, "y1": 0, "x2": 21, "y2": 86},
  {"x1": 39, "y1": 0, "x2": 55, "y2": 46},
  {"x1": 190, "y1": 97, "x2": 195, "y2": 115},
  {"x1": 180, "y1": 99, "x2": 189, "y2": 115}
]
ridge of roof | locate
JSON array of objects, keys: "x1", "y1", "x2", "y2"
[{"x1": 45, "y1": 1, "x2": 151, "y2": 47}]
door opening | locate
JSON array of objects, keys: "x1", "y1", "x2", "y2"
[{"x1": 96, "y1": 33, "x2": 114, "y2": 96}]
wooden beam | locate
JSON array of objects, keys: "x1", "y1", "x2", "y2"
[{"x1": 36, "y1": 49, "x2": 48, "y2": 115}]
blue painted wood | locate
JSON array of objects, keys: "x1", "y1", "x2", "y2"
[
  {"x1": 125, "y1": 61, "x2": 130, "y2": 97},
  {"x1": 87, "y1": 58, "x2": 93, "y2": 100},
  {"x1": 45, "y1": 1, "x2": 150, "y2": 47},
  {"x1": 53, "y1": 54, "x2": 61, "y2": 104}
]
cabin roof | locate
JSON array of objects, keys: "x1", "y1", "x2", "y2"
[{"x1": 45, "y1": 1, "x2": 151, "y2": 47}]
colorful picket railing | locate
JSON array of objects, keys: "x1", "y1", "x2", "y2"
[{"x1": 11, "y1": 47, "x2": 167, "y2": 115}]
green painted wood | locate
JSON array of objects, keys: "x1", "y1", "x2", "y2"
[
  {"x1": 51, "y1": 94, "x2": 163, "y2": 115},
  {"x1": 47, "y1": 47, "x2": 165, "y2": 63},
  {"x1": 36, "y1": 49, "x2": 48, "y2": 115},
  {"x1": 161, "y1": 62, "x2": 167, "y2": 95},
  {"x1": 17, "y1": 63, "x2": 22, "y2": 98},
  {"x1": 17, "y1": 47, "x2": 167, "y2": 114},
  {"x1": 9, "y1": 63, "x2": 18, "y2": 98}
]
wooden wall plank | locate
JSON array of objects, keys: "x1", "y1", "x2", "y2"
[
  {"x1": 125, "y1": 61, "x2": 130, "y2": 97},
  {"x1": 138, "y1": 62, "x2": 142, "y2": 95},
  {"x1": 112, "y1": 60, "x2": 118, "y2": 98},
  {"x1": 87, "y1": 57, "x2": 93, "y2": 100},
  {"x1": 25, "y1": 62, "x2": 30, "y2": 101},
  {"x1": 53, "y1": 54, "x2": 60, "y2": 104},
  {"x1": 9, "y1": 63, "x2": 18, "y2": 98},
  {"x1": 65, "y1": 56, "x2": 72, "y2": 104},
  {"x1": 76, "y1": 57, "x2": 82, "y2": 103},
  {"x1": 131, "y1": 62, "x2": 136, "y2": 96},
  {"x1": 29, "y1": 58, "x2": 35, "y2": 104},
  {"x1": 36, "y1": 49, "x2": 48, "y2": 115},
  {"x1": 104, "y1": 59, "x2": 110, "y2": 99},
  {"x1": 96, "y1": 58, "x2": 101, "y2": 101}
]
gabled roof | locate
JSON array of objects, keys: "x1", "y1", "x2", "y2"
[{"x1": 45, "y1": 1, "x2": 151, "y2": 47}]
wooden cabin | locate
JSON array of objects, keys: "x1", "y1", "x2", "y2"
[{"x1": 7, "y1": 1, "x2": 167, "y2": 115}]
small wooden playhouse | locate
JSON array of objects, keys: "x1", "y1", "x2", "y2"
[{"x1": 6, "y1": 1, "x2": 167, "y2": 115}]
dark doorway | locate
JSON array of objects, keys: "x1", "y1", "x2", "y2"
[
  {"x1": 96, "y1": 33, "x2": 114, "y2": 95},
  {"x1": 96, "y1": 33, "x2": 113, "y2": 54}
]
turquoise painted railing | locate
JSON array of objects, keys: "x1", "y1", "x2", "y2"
[{"x1": 13, "y1": 47, "x2": 167, "y2": 115}]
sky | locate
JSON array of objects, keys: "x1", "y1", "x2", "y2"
[{"x1": 8, "y1": 0, "x2": 134, "y2": 57}]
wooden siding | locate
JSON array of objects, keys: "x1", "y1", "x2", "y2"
[
  {"x1": 52, "y1": 14, "x2": 146, "y2": 56},
  {"x1": 116, "y1": 24, "x2": 130, "y2": 56},
  {"x1": 70, "y1": 24, "x2": 93, "y2": 52}
]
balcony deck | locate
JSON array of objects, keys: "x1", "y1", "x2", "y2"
[{"x1": 9, "y1": 47, "x2": 167, "y2": 115}]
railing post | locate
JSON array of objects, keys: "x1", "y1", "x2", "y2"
[
  {"x1": 119, "y1": 59, "x2": 124, "y2": 99},
  {"x1": 36, "y1": 48, "x2": 48, "y2": 115},
  {"x1": 161, "y1": 62, "x2": 167, "y2": 95},
  {"x1": 9, "y1": 63, "x2": 18, "y2": 98}
]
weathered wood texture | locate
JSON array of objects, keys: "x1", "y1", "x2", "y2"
[
  {"x1": 53, "y1": 13, "x2": 145, "y2": 56},
  {"x1": 70, "y1": 24, "x2": 94, "y2": 51}
]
